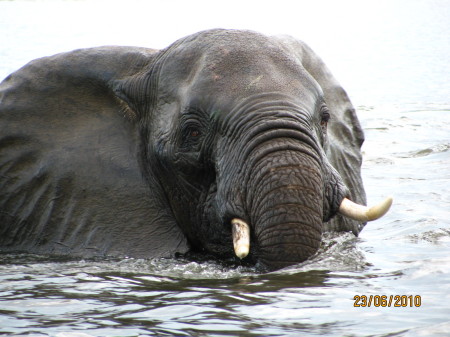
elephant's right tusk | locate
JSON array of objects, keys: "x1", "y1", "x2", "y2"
[
  {"x1": 231, "y1": 218, "x2": 250, "y2": 259},
  {"x1": 339, "y1": 197, "x2": 393, "y2": 222}
]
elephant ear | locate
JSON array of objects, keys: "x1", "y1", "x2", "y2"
[
  {"x1": 0, "y1": 46, "x2": 189, "y2": 257},
  {"x1": 111, "y1": 68, "x2": 156, "y2": 122},
  {"x1": 275, "y1": 36, "x2": 367, "y2": 235}
]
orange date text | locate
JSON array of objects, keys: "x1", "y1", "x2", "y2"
[{"x1": 353, "y1": 295, "x2": 421, "y2": 307}]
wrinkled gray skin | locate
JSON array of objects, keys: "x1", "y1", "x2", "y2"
[{"x1": 0, "y1": 29, "x2": 366, "y2": 270}]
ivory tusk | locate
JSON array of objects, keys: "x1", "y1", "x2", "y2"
[
  {"x1": 339, "y1": 197, "x2": 393, "y2": 222},
  {"x1": 231, "y1": 218, "x2": 250, "y2": 259}
]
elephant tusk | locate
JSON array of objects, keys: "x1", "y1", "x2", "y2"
[
  {"x1": 339, "y1": 197, "x2": 393, "y2": 222},
  {"x1": 231, "y1": 218, "x2": 250, "y2": 259}
]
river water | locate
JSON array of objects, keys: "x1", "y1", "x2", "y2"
[{"x1": 1, "y1": 1, "x2": 449, "y2": 336}]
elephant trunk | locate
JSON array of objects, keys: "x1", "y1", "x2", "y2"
[
  {"x1": 223, "y1": 136, "x2": 392, "y2": 269},
  {"x1": 243, "y1": 147, "x2": 325, "y2": 269}
]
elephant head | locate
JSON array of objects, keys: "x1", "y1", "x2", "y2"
[{"x1": 114, "y1": 29, "x2": 392, "y2": 270}]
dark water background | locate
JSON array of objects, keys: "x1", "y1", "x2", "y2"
[{"x1": 1, "y1": 1, "x2": 449, "y2": 336}]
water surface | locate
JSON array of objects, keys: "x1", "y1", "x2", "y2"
[{"x1": 1, "y1": 1, "x2": 449, "y2": 336}]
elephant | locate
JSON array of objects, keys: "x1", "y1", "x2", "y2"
[{"x1": 0, "y1": 29, "x2": 391, "y2": 271}]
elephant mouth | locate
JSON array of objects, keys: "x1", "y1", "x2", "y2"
[{"x1": 231, "y1": 197, "x2": 393, "y2": 261}]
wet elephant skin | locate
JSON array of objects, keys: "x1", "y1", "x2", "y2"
[{"x1": 0, "y1": 29, "x2": 366, "y2": 270}]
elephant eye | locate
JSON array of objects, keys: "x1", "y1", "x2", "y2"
[
  {"x1": 321, "y1": 112, "x2": 330, "y2": 126},
  {"x1": 179, "y1": 107, "x2": 207, "y2": 151},
  {"x1": 190, "y1": 129, "x2": 201, "y2": 138},
  {"x1": 181, "y1": 124, "x2": 203, "y2": 151},
  {"x1": 320, "y1": 106, "x2": 330, "y2": 128},
  {"x1": 186, "y1": 126, "x2": 202, "y2": 140}
]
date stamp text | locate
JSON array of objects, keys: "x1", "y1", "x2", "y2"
[{"x1": 353, "y1": 295, "x2": 421, "y2": 307}]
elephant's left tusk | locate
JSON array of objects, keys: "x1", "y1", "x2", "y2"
[
  {"x1": 339, "y1": 197, "x2": 393, "y2": 222},
  {"x1": 231, "y1": 218, "x2": 250, "y2": 259}
]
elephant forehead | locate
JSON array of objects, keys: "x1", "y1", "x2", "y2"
[
  {"x1": 157, "y1": 30, "x2": 322, "y2": 110},
  {"x1": 191, "y1": 65, "x2": 319, "y2": 115},
  {"x1": 188, "y1": 53, "x2": 317, "y2": 107},
  {"x1": 196, "y1": 45, "x2": 311, "y2": 91}
]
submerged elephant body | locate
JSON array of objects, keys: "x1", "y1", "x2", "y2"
[{"x1": 0, "y1": 29, "x2": 387, "y2": 270}]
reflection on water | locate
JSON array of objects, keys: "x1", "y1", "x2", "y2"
[
  {"x1": 1, "y1": 0, "x2": 450, "y2": 336},
  {"x1": 0, "y1": 233, "x2": 365, "y2": 336}
]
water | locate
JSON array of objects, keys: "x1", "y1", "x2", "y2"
[{"x1": 1, "y1": 1, "x2": 449, "y2": 336}]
